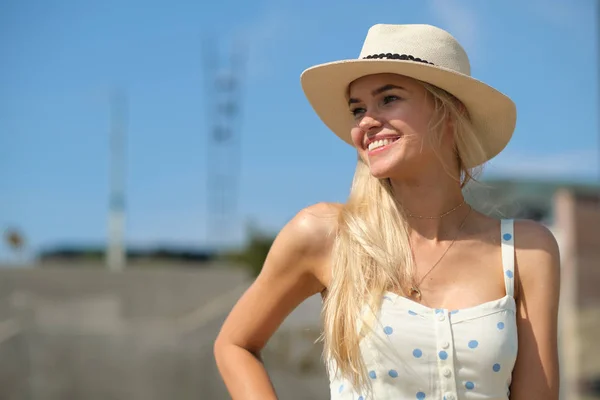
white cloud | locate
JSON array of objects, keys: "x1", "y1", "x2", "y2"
[
  {"x1": 429, "y1": 0, "x2": 479, "y2": 58},
  {"x1": 485, "y1": 149, "x2": 599, "y2": 179}
]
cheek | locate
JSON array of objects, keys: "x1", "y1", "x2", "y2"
[
  {"x1": 388, "y1": 115, "x2": 430, "y2": 144},
  {"x1": 385, "y1": 104, "x2": 431, "y2": 136},
  {"x1": 350, "y1": 127, "x2": 365, "y2": 149}
]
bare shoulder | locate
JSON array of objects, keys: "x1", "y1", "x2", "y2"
[
  {"x1": 265, "y1": 202, "x2": 342, "y2": 286},
  {"x1": 513, "y1": 219, "x2": 560, "y2": 267},
  {"x1": 290, "y1": 202, "x2": 342, "y2": 247},
  {"x1": 513, "y1": 219, "x2": 561, "y2": 298}
]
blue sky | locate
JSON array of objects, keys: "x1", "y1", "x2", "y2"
[{"x1": 1, "y1": 0, "x2": 598, "y2": 262}]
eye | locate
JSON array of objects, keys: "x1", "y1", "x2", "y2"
[
  {"x1": 350, "y1": 107, "x2": 366, "y2": 118},
  {"x1": 382, "y1": 95, "x2": 401, "y2": 105}
]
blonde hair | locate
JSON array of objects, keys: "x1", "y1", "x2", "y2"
[{"x1": 320, "y1": 82, "x2": 488, "y2": 394}]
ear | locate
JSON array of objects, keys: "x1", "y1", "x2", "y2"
[
  {"x1": 443, "y1": 114, "x2": 455, "y2": 138},
  {"x1": 445, "y1": 100, "x2": 467, "y2": 136}
]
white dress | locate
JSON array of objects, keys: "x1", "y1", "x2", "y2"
[{"x1": 328, "y1": 219, "x2": 518, "y2": 400}]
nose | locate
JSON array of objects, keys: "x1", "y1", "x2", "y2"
[{"x1": 357, "y1": 114, "x2": 382, "y2": 134}]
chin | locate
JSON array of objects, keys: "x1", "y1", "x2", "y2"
[
  {"x1": 367, "y1": 158, "x2": 406, "y2": 180},
  {"x1": 368, "y1": 164, "x2": 397, "y2": 180}
]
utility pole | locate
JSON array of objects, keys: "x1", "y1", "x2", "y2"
[{"x1": 106, "y1": 88, "x2": 128, "y2": 271}]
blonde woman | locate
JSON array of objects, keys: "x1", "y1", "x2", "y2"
[{"x1": 214, "y1": 24, "x2": 560, "y2": 400}]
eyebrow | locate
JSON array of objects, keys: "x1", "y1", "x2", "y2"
[{"x1": 348, "y1": 84, "x2": 407, "y2": 105}]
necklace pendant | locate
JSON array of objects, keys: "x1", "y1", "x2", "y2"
[{"x1": 409, "y1": 287, "x2": 422, "y2": 300}]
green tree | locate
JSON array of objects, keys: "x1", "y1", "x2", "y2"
[{"x1": 221, "y1": 223, "x2": 275, "y2": 277}]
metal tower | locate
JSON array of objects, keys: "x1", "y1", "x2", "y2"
[{"x1": 202, "y1": 38, "x2": 246, "y2": 248}]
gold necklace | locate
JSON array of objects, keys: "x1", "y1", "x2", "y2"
[
  {"x1": 406, "y1": 199, "x2": 466, "y2": 219},
  {"x1": 408, "y1": 206, "x2": 472, "y2": 301}
]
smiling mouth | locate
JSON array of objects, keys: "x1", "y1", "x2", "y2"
[{"x1": 367, "y1": 137, "x2": 401, "y2": 152}]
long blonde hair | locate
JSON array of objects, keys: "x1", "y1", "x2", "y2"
[{"x1": 320, "y1": 82, "x2": 488, "y2": 393}]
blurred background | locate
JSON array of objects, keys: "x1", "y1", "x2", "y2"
[{"x1": 1, "y1": 0, "x2": 598, "y2": 399}]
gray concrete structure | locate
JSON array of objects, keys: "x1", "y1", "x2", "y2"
[{"x1": 0, "y1": 264, "x2": 329, "y2": 400}]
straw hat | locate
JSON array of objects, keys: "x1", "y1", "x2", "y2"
[{"x1": 300, "y1": 24, "x2": 516, "y2": 168}]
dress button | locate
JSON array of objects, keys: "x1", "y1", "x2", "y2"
[
  {"x1": 442, "y1": 341, "x2": 450, "y2": 349},
  {"x1": 443, "y1": 368, "x2": 452, "y2": 377},
  {"x1": 445, "y1": 394, "x2": 456, "y2": 400},
  {"x1": 438, "y1": 314, "x2": 445, "y2": 321}
]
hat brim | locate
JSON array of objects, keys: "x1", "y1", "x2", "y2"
[{"x1": 300, "y1": 59, "x2": 516, "y2": 168}]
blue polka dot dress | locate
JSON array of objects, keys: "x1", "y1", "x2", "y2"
[{"x1": 327, "y1": 219, "x2": 518, "y2": 400}]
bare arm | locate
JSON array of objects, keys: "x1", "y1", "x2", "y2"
[
  {"x1": 510, "y1": 220, "x2": 561, "y2": 400},
  {"x1": 214, "y1": 203, "x2": 337, "y2": 399}
]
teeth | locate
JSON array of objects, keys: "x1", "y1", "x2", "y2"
[{"x1": 368, "y1": 138, "x2": 398, "y2": 151}]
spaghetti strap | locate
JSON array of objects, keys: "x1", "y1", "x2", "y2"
[{"x1": 500, "y1": 219, "x2": 515, "y2": 297}]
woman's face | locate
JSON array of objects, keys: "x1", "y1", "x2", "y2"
[{"x1": 348, "y1": 73, "x2": 449, "y2": 180}]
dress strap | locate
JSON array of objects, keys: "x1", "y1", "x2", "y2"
[{"x1": 500, "y1": 219, "x2": 515, "y2": 297}]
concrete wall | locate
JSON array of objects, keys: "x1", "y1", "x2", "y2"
[{"x1": 0, "y1": 265, "x2": 329, "y2": 400}]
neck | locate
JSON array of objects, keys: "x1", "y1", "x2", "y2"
[{"x1": 390, "y1": 171, "x2": 468, "y2": 241}]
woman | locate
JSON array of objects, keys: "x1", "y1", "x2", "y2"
[{"x1": 214, "y1": 24, "x2": 560, "y2": 400}]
